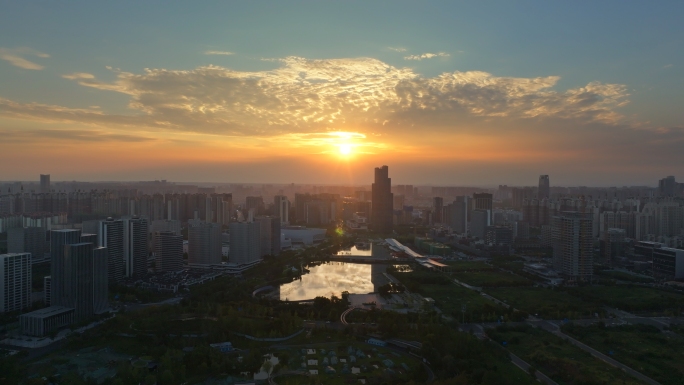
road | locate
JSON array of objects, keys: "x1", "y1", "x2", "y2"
[
  {"x1": 509, "y1": 352, "x2": 559, "y2": 385},
  {"x1": 461, "y1": 323, "x2": 558, "y2": 385},
  {"x1": 533, "y1": 321, "x2": 662, "y2": 385}
]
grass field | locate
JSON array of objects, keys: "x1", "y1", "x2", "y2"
[
  {"x1": 443, "y1": 260, "x2": 494, "y2": 272},
  {"x1": 595, "y1": 270, "x2": 654, "y2": 283},
  {"x1": 486, "y1": 287, "x2": 605, "y2": 319},
  {"x1": 569, "y1": 285, "x2": 684, "y2": 314},
  {"x1": 563, "y1": 323, "x2": 684, "y2": 385},
  {"x1": 452, "y1": 271, "x2": 533, "y2": 287},
  {"x1": 488, "y1": 324, "x2": 645, "y2": 385},
  {"x1": 417, "y1": 284, "x2": 525, "y2": 322}
]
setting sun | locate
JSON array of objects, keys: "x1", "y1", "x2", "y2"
[{"x1": 338, "y1": 143, "x2": 353, "y2": 156}]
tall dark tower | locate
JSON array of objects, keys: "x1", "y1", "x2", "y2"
[
  {"x1": 433, "y1": 197, "x2": 444, "y2": 224},
  {"x1": 538, "y1": 175, "x2": 550, "y2": 200},
  {"x1": 371, "y1": 165, "x2": 393, "y2": 234}
]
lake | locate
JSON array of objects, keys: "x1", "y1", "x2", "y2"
[{"x1": 278, "y1": 262, "x2": 388, "y2": 301}]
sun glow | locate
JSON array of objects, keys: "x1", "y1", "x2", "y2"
[{"x1": 338, "y1": 143, "x2": 353, "y2": 156}]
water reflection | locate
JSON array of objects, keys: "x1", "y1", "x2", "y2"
[
  {"x1": 335, "y1": 244, "x2": 373, "y2": 257},
  {"x1": 279, "y1": 262, "x2": 386, "y2": 301}
]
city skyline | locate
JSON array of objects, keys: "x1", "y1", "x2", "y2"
[{"x1": 1, "y1": 2, "x2": 684, "y2": 185}]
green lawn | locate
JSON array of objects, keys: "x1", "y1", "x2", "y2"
[
  {"x1": 486, "y1": 287, "x2": 605, "y2": 319},
  {"x1": 488, "y1": 324, "x2": 645, "y2": 385},
  {"x1": 444, "y1": 260, "x2": 494, "y2": 272},
  {"x1": 417, "y1": 284, "x2": 526, "y2": 322},
  {"x1": 452, "y1": 271, "x2": 533, "y2": 287},
  {"x1": 569, "y1": 285, "x2": 684, "y2": 314},
  {"x1": 563, "y1": 323, "x2": 684, "y2": 385},
  {"x1": 594, "y1": 270, "x2": 654, "y2": 283}
]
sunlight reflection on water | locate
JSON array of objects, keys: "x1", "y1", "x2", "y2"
[{"x1": 279, "y1": 262, "x2": 384, "y2": 301}]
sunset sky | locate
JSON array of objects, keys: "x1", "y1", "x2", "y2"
[{"x1": 1, "y1": 1, "x2": 683, "y2": 186}]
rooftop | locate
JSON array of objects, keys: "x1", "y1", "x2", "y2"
[{"x1": 20, "y1": 306, "x2": 74, "y2": 319}]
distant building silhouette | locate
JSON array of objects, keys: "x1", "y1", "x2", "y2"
[
  {"x1": 432, "y1": 197, "x2": 443, "y2": 224},
  {"x1": 538, "y1": 175, "x2": 550, "y2": 200},
  {"x1": 658, "y1": 176, "x2": 682, "y2": 197},
  {"x1": 274, "y1": 195, "x2": 290, "y2": 225},
  {"x1": 188, "y1": 221, "x2": 222, "y2": 265},
  {"x1": 371, "y1": 165, "x2": 393, "y2": 234},
  {"x1": 8, "y1": 226, "x2": 48, "y2": 261},
  {"x1": 473, "y1": 193, "x2": 493, "y2": 225},
  {"x1": 40, "y1": 174, "x2": 50, "y2": 193},
  {"x1": 229, "y1": 221, "x2": 261, "y2": 265},
  {"x1": 154, "y1": 231, "x2": 183, "y2": 272}
]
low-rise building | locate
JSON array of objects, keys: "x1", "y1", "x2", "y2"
[
  {"x1": 652, "y1": 247, "x2": 684, "y2": 280},
  {"x1": 19, "y1": 306, "x2": 74, "y2": 337}
]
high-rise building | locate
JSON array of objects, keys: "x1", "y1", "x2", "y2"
[
  {"x1": 254, "y1": 216, "x2": 282, "y2": 257},
  {"x1": 48, "y1": 228, "x2": 108, "y2": 319},
  {"x1": 470, "y1": 209, "x2": 490, "y2": 239},
  {"x1": 443, "y1": 196, "x2": 468, "y2": 234},
  {"x1": 124, "y1": 217, "x2": 148, "y2": 278},
  {"x1": 150, "y1": 219, "x2": 181, "y2": 235},
  {"x1": 246, "y1": 196, "x2": 265, "y2": 216},
  {"x1": 601, "y1": 228, "x2": 625, "y2": 267},
  {"x1": 294, "y1": 193, "x2": 311, "y2": 224},
  {"x1": 271, "y1": 218, "x2": 281, "y2": 256},
  {"x1": 473, "y1": 193, "x2": 493, "y2": 224},
  {"x1": 8, "y1": 227, "x2": 48, "y2": 261},
  {"x1": 0, "y1": 253, "x2": 32, "y2": 313},
  {"x1": 485, "y1": 226, "x2": 513, "y2": 247},
  {"x1": 92, "y1": 247, "x2": 108, "y2": 314},
  {"x1": 538, "y1": 175, "x2": 550, "y2": 200},
  {"x1": 44, "y1": 276, "x2": 51, "y2": 305},
  {"x1": 256, "y1": 216, "x2": 273, "y2": 257},
  {"x1": 40, "y1": 174, "x2": 50, "y2": 193},
  {"x1": 551, "y1": 212, "x2": 594, "y2": 281},
  {"x1": 658, "y1": 176, "x2": 681, "y2": 197},
  {"x1": 50, "y1": 229, "x2": 82, "y2": 309},
  {"x1": 61, "y1": 243, "x2": 94, "y2": 321},
  {"x1": 274, "y1": 195, "x2": 290, "y2": 225},
  {"x1": 432, "y1": 197, "x2": 444, "y2": 224},
  {"x1": 229, "y1": 221, "x2": 261, "y2": 265},
  {"x1": 188, "y1": 222, "x2": 222, "y2": 265},
  {"x1": 371, "y1": 165, "x2": 393, "y2": 234},
  {"x1": 154, "y1": 231, "x2": 183, "y2": 272},
  {"x1": 99, "y1": 218, "x2": 124, "y2": 285}
]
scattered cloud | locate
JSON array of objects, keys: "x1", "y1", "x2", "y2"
[
  {"x1": 3, "y1": 56, "x2": 632, "y2": 139},
  {"x1": 0, "y1": 47, "x2": 50, "y2": 70},
  {"x1": 663, "y1": 64, "x2": 673, "y2": 69},
  {"x1": 404, "y1": 52, "x2": 450, "y2": 61},
  {"x1": 0, "y1": 128, "x2": 156, "y2": 144},
  {"x1": 204, "y1": 50, "x2": 234, "y2": 56},
  {"x1": 387, "y1": 47, "x2": 407, "y2": 52},
  {"x1": 62, "y1": 72, "x2": 96, "y2": 80}
]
